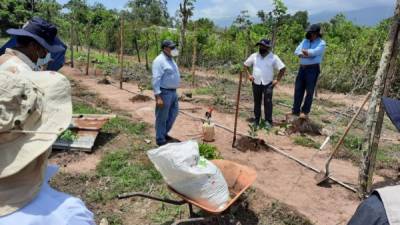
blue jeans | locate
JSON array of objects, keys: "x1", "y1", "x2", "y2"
[
  {"x1": 155, "y1": 89, "x2": 179, "y2": 145},
  {"x1": 292, "y1": 64, "x2": 320, "y2": 115}
]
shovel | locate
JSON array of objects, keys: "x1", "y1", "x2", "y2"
[{"x1": 315, "y1": 92, "x2": 371, "y2": 185}]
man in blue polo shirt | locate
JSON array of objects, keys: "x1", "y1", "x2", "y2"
[
  {"x1": 152, "y1": 40, "x2": 181, "y2": 146},
  {"x1": 292, "y1": 24, "x2": 326, "y2": 119}
]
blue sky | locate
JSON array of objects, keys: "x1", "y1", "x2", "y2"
[{"x1": 56, "y1": 0, "x2": 395, "y2": 25}]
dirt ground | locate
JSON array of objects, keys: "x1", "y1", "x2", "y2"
[{"x1": 53, "y1": 64, "x2": 394, "y2": 225}]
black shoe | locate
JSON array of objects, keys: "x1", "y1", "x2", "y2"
[
  {"x1": 157, "y1": 142, "x2": 167, "y2": 146},
  {"x1": 166, "y1": 135, "x2": 180, "y2": 143}
]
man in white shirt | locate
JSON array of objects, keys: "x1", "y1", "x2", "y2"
[{"x1": 244, "y1": 39, "x2": 286, "y2": 126}]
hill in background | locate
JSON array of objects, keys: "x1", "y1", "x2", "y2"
[{"x1": 213, "y1": 6, "x2": 393, "y2": 27}]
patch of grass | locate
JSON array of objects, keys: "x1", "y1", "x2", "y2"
[
  {"x1": 272, "y1": 107, "x2": 285, "y2": 116},
  {"x1": 376, "y1": 144, "x2": 400, "y2": 169},
  {"x1": 104, "y1": 214, "x2": 123, "y2": 225},
  {"x1": 199, "y1": 143, "x2": 222, "y2": 160},
  {"x1": 93, "y1": 150, "x2": 162, "y2": 202},
  {"x1": 293, "y1": 136, "x2": 320, "y2": 149},
  {"x1": 275, "y1": 95, "x2": 293, "y2": 106},
  {"x1": 331, "y1": 133, "x2": 362, "y2": 152},
  {"x1": 266, "y1": 201, "x2": 313, "y2": 225},
  {"x1": 73, "y1": 102, "x2": 104, "y2": 114},
  {"x1": 193, "y1": 86, "x2": 215, "y2": 95},
  {"x1": 102, "y1": 117, "x2": 146, "y2": 135},
  {"x1": 315, "y1": 98, "x2": 346, "y2": 108}
]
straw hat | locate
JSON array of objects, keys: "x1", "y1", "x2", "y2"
[{"x1": 0, "y1": 70, "x2": 71, "y2": 216}]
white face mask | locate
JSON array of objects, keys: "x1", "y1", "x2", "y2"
[
  {"x1": 36, "y1": 53, "x2": 52, "y2": 68},
  {"x1": 171, "y1": 49, "x2": 179, "y2": 57}
]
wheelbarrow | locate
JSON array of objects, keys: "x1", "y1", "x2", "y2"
[{"x1": 118, "y1": 159, "x2": 257, "y2": 225}]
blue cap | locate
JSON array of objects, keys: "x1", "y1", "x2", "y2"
[
  {"x1": 256, "y1": 39, "x2": 272, "y2": 47},
  {"x1": 6, "y1": 17, "x2": 65, "y2": 52},
  {"x1": 161, "y1": 40, "x2": 177, "y2": 49}
]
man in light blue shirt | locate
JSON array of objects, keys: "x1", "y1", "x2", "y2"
[
  {"x1": 152, "y1": 40, "x2": 181, "y2": 146},
  {"x1": 292, "y1": 24, "x2": 326, "y2": 118}
]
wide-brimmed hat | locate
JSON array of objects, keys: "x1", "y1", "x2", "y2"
[
  {"x1": 306, "y1": 24, "x2": 322, "y2": 35},
  {"x1": 0, "y1": 70, "x2": 71, "y2": 216},
  {"x1": 255, "y1": 39, "x2": 272, "y2": 47},
  {"x1": 0, "y1": 70, "x2": 71, "y2": 178},
  {"x1": 6, "y1": 17, "x2": 65, "y2": 53}
]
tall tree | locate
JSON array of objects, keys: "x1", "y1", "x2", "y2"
[
  {"x1": 178, "y1": 0, "x2": 196, "y2": 64},
  {"x1": 257, "y1": 0, "x2": 287, "y2": 49},
  {"x1": 359, "y1": 0, "x2": 400, "y2": 197},
  {"x1": 233, "y1": 10, "x2": 252, "y2": 58},
  {"x1": 127, "y1": 0, "x2": 170, "y2": 26}
]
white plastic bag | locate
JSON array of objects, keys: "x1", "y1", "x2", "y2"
[{"x1": 147, "y1": 140, "x2": 230, "y2": 210}]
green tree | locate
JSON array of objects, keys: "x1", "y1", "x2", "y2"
[
  {"x1": 178, "y1": 0, "x2": 196, "y2": 64},
  {"x1": 257, "y1": 0, "x2": 288, "y2": 48}
]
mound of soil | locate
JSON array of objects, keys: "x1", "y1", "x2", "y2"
[
  {"x1": 130, "y1": 94, "x2": 152, "y2": 102},
  {"x1": 285, "y1": 116, "x2": 322, "y2": 135},
  {"x1": 235, "y1": 136, "x2": 269, "y2": 152},
  {"x1": 97, "y1": 76, "x2": 111, "y2": 85}
]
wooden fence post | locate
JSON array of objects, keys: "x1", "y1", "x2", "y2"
[
  {"x1": 119, "y1": 15, "x2": 124, "y2": 89},
  {"x1": 359, "y1": 0, "x2": 400, "y2": 197},
  {"x1": 191, "y1": 26, "x2": 197, "y2": 87},
  {"x1": 70, "y1": 24, "x2": 74, "y2": 68}
]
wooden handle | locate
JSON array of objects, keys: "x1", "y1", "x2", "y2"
[
  {"x1": 232, "y1": 71, "x2": 243, "y2": 147},
  {"x1": 324, "y1": 92, "x2": 371, "y2": 172}
]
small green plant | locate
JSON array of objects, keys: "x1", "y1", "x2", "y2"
[
  {"x1": 59, "y1": 129, "x2": 78, "y2": 142},
  {"x1": 248, "y1": 123, "x2": 259, "y2": 139},
  {"x1": 259, "y1": 119, "x2": 272, "y2": 133},
  {"x1": 199, "y1": 143, "x2": 221, "y2": 160}
]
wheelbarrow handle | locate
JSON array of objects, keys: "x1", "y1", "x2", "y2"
[{"x1": 117, "y1": 192, "x2": 186, "y2": 205}]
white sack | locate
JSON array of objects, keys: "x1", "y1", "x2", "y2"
[{"x1": 147, "y1": 141, "x2": 230, "y2": 210}]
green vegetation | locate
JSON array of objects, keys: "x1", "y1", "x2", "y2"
[
  {"x1": 331, "y1": 132, "x2": 400, "y2": 168},
  {"x1": 102, "y1": 117, "x2": 146, "y2": 135},
  {"x1": 93, "y1": 150, "x2": 162, "y2": 202},
  {"x1": 73, "y1": 102, "x2": 104, "y2": 114},
  {"x1": 1, "y1": 0, "x2": 397, "y2": 96},
  {"x1": 59, "y1": 129, "x2": 78, "y2": 142},
  {"x1": 293, "y1": 136, "x2": 320, "y2": 149},
  {"x1": 193, "y1": 86, "x2": 215, "y2": 95},
  {"x1": 199, "y1": 143, "x2": 221, "y2": 160}
]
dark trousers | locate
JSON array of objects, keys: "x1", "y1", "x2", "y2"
[
  {"x1": 292, "y1": 64, "x2": 320, "y2": 115},
  {"x1": 252, "y1": 82, "x2": 273, "y2": 125}
]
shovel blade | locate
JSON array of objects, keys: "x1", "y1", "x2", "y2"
[{"x1": 315, "y1": 171, "x2": 329, "y2": 185}]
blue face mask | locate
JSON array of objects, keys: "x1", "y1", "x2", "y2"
[{"x1": 36, "y1": 53, "x2": 52, "y2": 69}]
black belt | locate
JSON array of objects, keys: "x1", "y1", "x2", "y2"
[
  {"x1": 300, "y1": 64, "x2": 320, "y2": 68},
  {"x1": 160, "y1": 87, "x2": 176, "y2": 91}
]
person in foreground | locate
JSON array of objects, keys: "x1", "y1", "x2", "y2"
[
  {"x1": 152, "y1": 40, "x2": 181, "y2": 146},
  {"x1": 292, "y1": 24, "x2": 326, "y2": 119},
  {"x1": 348, "y1": 97, "x2": 400, "y2": 225},
  {"x1": 244, "y1": 38, "x2": 286, "y2": 126},
  {"x1": 0, "y1": 70, "x2": 95, "y2": 224},
  {"x1": 0, "y1": 17, "x2": 64, "y2": 72}
]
